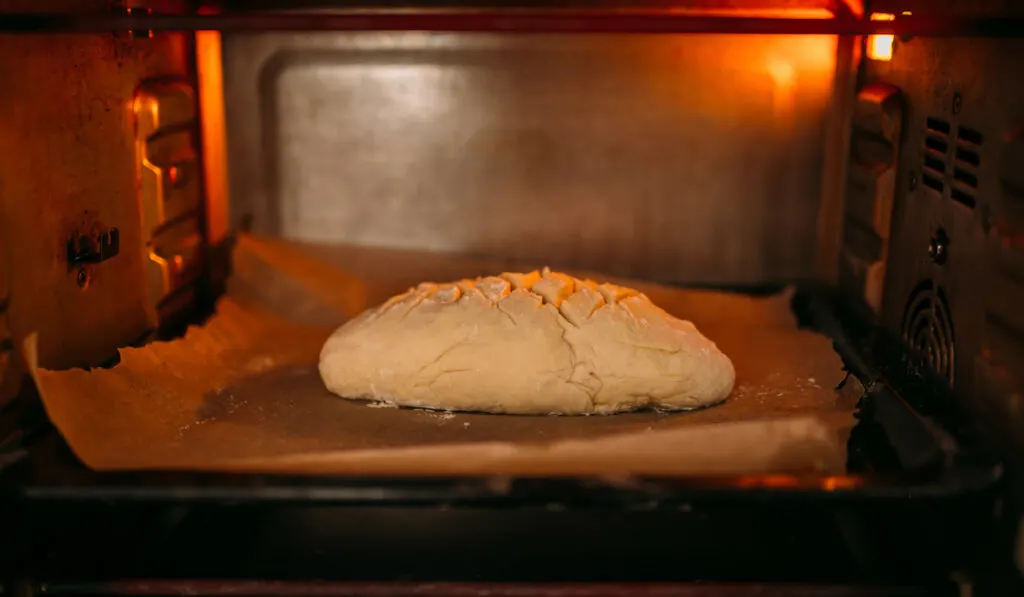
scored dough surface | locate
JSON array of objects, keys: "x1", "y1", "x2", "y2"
[{"x1": 318, "y1": 268, "x2": 736, "y2": 415}]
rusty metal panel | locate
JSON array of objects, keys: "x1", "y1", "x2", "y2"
[
  {"x1": 224, "y1": 32, "x2": 838, "y2": 285},
  {"x1": 0, "y1": 5, "x2": 195, "y2": 370}
]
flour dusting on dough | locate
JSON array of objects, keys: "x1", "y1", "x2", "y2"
[{"x1": 319, "y1": 268, "x2": 735, "y2": 415}]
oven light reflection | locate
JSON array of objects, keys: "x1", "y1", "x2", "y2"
[
  {"x1": 867, "y1": 12, "x2": 896, "y2": 62},
  {"x1": 767, "y1": 60, "x2": 795, "y2": 86},
  {"x1": 867, "y1": 34, "x2": 895, "y2": 61},
  {"x1": 767, "y1": 59, "x2": 795, "y2": 117},
  {"x1": 362, "y1": 64, "x2": 448, "y2": 121},
  {"x1": 755, "y1": 34, "x2": 836, "y2": 124}
]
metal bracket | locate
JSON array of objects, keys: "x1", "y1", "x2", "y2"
[
  {"x1": 66, "y1": 227, "x2": 120, "y2": 267},
  {"x1": 134, "y1": 79, "x2": 203, "y2": 328}
]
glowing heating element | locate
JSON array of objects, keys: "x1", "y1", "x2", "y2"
[
  {"x1": 867, "y1": 13, "x2": 895, "y2": 62},
  {"x1": 196, "y1": 14, "x2": 230, "y2": 246}
]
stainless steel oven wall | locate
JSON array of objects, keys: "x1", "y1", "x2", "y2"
[
  {"x1": 0, "y1": 0, "x2": 199, "y2": 382},
  {"x1": 843, "y1": 0, "x2": 1024, "y2": 466},
  {"x1": 223, "y1": 32, "x2": 838, "y2": 285}
]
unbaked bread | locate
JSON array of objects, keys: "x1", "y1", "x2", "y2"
[{"x1": 318, "y1": 268, "x2": 735, "y2": 415}]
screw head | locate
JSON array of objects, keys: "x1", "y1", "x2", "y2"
[
  {"x1": 929, "y1": 228, "x2": 949, "y2": 265},
  {"x1": 952, "y1": 93, "x2": 963, "y2": 115},
  {"x1": 76, "y1": 268, "x2": 88, "y2": 288}
]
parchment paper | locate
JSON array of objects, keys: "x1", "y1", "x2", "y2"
[{"x1": 27, "y1": 235, "x2": 858, "y2": 477}]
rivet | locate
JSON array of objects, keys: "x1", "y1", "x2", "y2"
[{"x1": 929, "y1": 228, "x2": 949, "y2": 265}]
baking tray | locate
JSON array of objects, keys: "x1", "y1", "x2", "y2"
[
  {"x1": 0, "y1": 237, "x2": 1002, "y2": 506},
  {"x1": 22, "y1": 236, "x2": 855, "y2": 478}
]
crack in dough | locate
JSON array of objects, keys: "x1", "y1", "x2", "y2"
[{"x1": 319, "y1": 268, "x2": 735, "y2": 415}]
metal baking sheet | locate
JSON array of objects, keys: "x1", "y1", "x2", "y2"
[{"x1": 24, "y1": 235, "x2": 856, "y2": 477}]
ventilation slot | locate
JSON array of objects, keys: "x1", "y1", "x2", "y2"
[
  {"x1": 923, "y1": 155, "x2": 946, "y2": 174},
  {"x1": 952, "y1": 188, "x2": 976, "y2": 208},
  {"x1": 927, "y1": 118, "x2": 952, "y2": 135},
  {"x1": 954, "y1": 168, "x2": 978, "y2": 188},
  {"x1": 921, "y1": 117, "x2": 952, "y2": 198},
  {"x1": 951, "y1": 124, "x2": 983, "y2": 210},
  {"x1": 902, "y1": 281, "x2": 955, "y2": 384},
  {"x1": 926, "y1": 136, "x2": 949, "y2": 155},
  {"x1": 955, "y1": 147, "x2": 980, "y2": 167},
  {"x1": 958, "y1": 126, "x2": 984, "y2": 146},
  {"x1": 922, "y1": 172, "x2": 944, "y2": 194}
]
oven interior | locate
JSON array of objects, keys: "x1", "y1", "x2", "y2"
[{"x1": 1, "y1": 0, "x2": 1024, "y2": 593}]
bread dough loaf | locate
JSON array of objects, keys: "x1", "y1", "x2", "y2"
[{"x1": 319, "y1": 268, "x2": 735, "y2": 415}]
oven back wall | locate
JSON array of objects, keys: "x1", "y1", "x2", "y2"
[{"x1": 224, "y1": 32, "x2": 838, "y2": 285}]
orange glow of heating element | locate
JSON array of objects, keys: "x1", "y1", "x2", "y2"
[
  {"x1": 867, "y1": 12, "x2": 895, "y2": 62},
  {"x1": 767, "y1": 60, "x2": 795, "y2": 87},
  {"x1": 663, "y1": 7, "x2": 833, "y2": 19},
  {"x1": 767, "y1": 59, "x2": 796, "y2": 122},
  {"x1": 196, "y1": 28, "x2": 230, "y2": 245}
]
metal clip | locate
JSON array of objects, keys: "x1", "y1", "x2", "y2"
[{"x1": 67, "y1": 227, "x2": 120, "y2": 267}]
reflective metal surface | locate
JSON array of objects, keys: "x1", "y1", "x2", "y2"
[
  {"x1": 225, "y1": 32, "x2": 837, "y2": 284},
  {"x1": 865, "y1": 33, "x2": 1024, "y2": 444},
  {"x1": 0, "y1": 18, "x2": 194, "y2": 370},
  {"x1": 135, "y1": 78, "x2": 204, "y2": 328}
]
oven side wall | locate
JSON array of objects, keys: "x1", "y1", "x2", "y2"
[
  {"x1": 836, "y1": 0, "x2": 1024, "y2": 575},
  {"x1": 0, "y1": 0, "x2": 200, "y2": 380},
  {"x1": 843, "y1": 9, "x2": 1024, "y2": 461}
]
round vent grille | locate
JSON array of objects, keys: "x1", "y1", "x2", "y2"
[{"x1": 901, "y1": 281, "x2": 955, "y2": 383}]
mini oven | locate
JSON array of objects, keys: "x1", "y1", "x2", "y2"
[{"x1": 1, "y1": 1, "x2": 1023, "y2": 595}]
